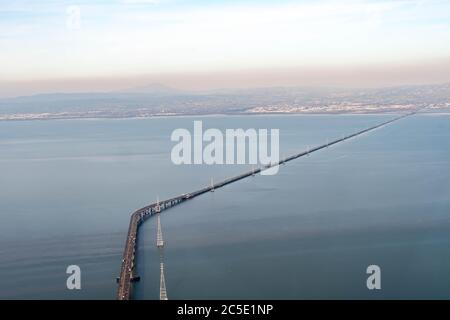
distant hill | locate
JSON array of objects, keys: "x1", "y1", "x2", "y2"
[
  {"x1": 111, "y1": 83, "x2": 184, "y2": 95},
  {"x1": 1, "y1": 83, "x2": 449, "y2": 120}
]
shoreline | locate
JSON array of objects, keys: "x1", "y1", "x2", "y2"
[{"x1": 2, "y1": 109, "x2": 447, "y2": 123}]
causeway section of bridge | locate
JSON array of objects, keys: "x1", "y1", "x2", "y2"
[{"x1": 116, "y1": 112, "x2": 414, "y2": 300}]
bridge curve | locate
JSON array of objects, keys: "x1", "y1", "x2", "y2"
[{"x1": 116, "y1": 112, "x2": 415, "y2": 300}]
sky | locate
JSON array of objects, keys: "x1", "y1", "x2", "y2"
[{"x1": 1, "y1": 0, "x2": 450, "y2": 96}]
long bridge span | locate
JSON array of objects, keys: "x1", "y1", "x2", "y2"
[{"x1": 116, "y1": 112, "x2": 415, "y2": 300}]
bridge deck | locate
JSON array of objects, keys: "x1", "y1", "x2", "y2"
[{"x1": 116, "y1": 112, "x2": 415, "y2": 300}]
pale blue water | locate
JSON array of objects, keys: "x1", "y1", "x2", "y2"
[{"x1": 0, "y1": 114, "x2": 449, "y2": 299}]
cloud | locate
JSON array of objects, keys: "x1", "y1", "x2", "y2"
[
  {"x1": 1, "y1": 0, "x2": 450, "y2": 84},
  {"x1": 120, "y1": 0, "x2": 160, "y2": 4}
]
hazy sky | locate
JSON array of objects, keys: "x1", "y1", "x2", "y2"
[{"x1": 1, "y1": 0, "x2": 450, "y2": 96}]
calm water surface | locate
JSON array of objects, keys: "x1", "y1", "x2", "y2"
[{"x1": 0, "y1": 114, "x2": 449, "y2": 299}]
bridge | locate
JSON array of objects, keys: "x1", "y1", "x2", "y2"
[{"x1": 116, "y1": 112, "x2": 415, "y2": 300}]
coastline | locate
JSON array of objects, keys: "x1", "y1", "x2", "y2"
[{"x1": 2, "y1": 108, "x2": 448, "y2": 123}]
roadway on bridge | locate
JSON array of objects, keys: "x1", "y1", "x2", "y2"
[{"x1": 116, "y1": 112, "x2": 415, "y2": 300}]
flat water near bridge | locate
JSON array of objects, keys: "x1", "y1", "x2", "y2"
[{"x1": 1, "y1": 114, "x2": 449, "y2": 299}]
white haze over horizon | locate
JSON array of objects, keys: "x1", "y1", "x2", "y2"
[{"x1": 1, "y1": 0, "x2": 450, "y2": 97}]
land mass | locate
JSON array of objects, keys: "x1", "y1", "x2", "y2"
[{"x1": 1, "y1": 83, "x2": 450, "y2": 121}]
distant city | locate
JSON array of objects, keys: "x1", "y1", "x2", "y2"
[{"x1": 1, "y1": 83, "x2": 450, "y2": 121}]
